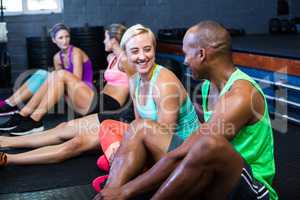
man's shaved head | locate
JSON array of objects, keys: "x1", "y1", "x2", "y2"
[
  {"x1": 182, "y1": 20, "x2": 234, "y2": 80},
  {"x1": 185, "y1": 20, "x2": 231, "y2": 55}
]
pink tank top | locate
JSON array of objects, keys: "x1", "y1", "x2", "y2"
[{"x1": 104, "y1": 56, "x2": 129, "y2": 88}]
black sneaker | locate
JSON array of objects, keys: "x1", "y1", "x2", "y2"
[
  {"x1": 0, "y1": 113, "x2": 21, "y2": 131},
  {"x1": 0, "y1": 101, "x2": 18, "y2": 116},
  {"x1": 9, "y1": 117, "x2": 44, "y2": 136}
]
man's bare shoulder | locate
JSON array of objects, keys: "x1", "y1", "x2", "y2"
[
  {"x1": 217, "y1": 79, "x2": 265, "y2": 126},
  {"x1": 226, "y1": 79, "x2": 260, "y2": 101}
]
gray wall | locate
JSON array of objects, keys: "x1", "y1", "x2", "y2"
[
  {"x1": 3, "y1": 0, "x2": 300, "y2": 78},
  {"x1": 290, "y1": 0, "x2": 300, "y2": 17},
  {"x1": 6, "y1": 14, "x2": 62, "y2": 78}
]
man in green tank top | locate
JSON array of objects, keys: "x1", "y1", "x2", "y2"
[{"x1": 95, "y1": 21, "x2": 277, "y2": 200}]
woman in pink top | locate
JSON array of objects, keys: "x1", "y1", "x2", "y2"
[{"x1": 0, "y1": 24, "x2": 135, "y2": 167}]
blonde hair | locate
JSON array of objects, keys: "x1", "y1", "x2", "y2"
[{"x1": 120, "y1": 24, "x2": 156, "y2": 50}]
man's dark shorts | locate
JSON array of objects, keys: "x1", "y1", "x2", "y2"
[{"x1": 229, "y1": 161, "x2": 269, "y2": 200}]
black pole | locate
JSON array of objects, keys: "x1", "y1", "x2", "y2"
[{"x1": 0, "y1": 0, "x2": 4, "y2": 22}]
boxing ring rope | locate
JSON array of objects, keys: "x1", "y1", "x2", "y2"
[{"x1": 253, "y1": 77, "x2": 300, "y2": 124}]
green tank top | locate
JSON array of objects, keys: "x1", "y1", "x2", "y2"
[{"x1": 201, "y1": 69, "x2": 278, "y2": 200}]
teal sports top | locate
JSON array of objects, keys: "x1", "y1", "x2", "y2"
[{"x1": 134, "y1": 65, "x2": 200, "y2": 140}]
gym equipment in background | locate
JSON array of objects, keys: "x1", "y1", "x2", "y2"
[
  {"x1": 70, "y1": 25, "x2": 106, "y2": 72},
  {"x1": 26, "y1": 36, "x2": 59, "y2": 70},
  {"x1": 0, "y1": 0, "x2": 11, "y2": 88}
]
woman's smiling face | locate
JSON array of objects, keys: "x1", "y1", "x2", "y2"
[{"x1": 125, "y1": 32, "x2": 155, "y2": 76}]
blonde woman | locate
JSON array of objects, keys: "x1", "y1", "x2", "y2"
[{"x1": 92, "y1": 24, "x2": 200, "y2": 192}]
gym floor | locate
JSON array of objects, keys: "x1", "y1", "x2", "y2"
[
  {"x1": 0, "y1": 89, "x2": 100, "y2": 200},
  {"x1": 1, "y1": 89, "x2": 300, "y2": 199}
]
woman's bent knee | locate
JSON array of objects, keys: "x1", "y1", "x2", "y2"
[
  {"x1": 56, "y1": 122, "x2": 67, "y2": 129},
  {"x1": 56, "y1": 121, "x2": 77, "y2": 141},
  {"x1": 60, "y1": 136, "x2": 84, "y2": 155},
  {"x1": 55, "y1": 69, "x2": 68, "y2": 79}
]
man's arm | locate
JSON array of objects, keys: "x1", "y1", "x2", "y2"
[
  {"x1": 150, "y1": 81, "x2": 263, "y2": 199},
  {"x1": 116, "y1": 81, "x2": 260, "y2": 198}
]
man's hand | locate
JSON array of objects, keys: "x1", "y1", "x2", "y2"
[{"x1": 93, "y1": 187, "x2": 128, "y2": 200}]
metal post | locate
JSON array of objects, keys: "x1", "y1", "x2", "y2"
[{"x1": 0, "y1": 0, "x2": 4, "y2": 22}]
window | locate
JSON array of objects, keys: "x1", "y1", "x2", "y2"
[
  {"x1": 2, "y1": 0, "x2": 63, "y2": 15},
  {"x1": 2, "y1": 0, "x2": 23, "y2": 12},
  {"x1": 27, "y1": 0, "x2": 59, "y2": 11}
]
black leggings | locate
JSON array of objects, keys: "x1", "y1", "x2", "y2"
[{"x1": 90, "y1": 93, "x2": 134, "y2": 123}]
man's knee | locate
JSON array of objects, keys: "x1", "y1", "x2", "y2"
[{"x1": 187, "y1": 135, "x2": 228, "y2": 166}]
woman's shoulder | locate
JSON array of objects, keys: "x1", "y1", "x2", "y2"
[
  {"x1": 157, "y1": 65, "x2": 179, "y2": 83},
  {"x1": 71, "y1": 46, "x2": 82, "y2": 55},
  {"x1": 155, "y1": 65, "x2": 186, "y2": 100},
  {"x1": 71, "y1": 46, "x2": 89, "y2": 59}
]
